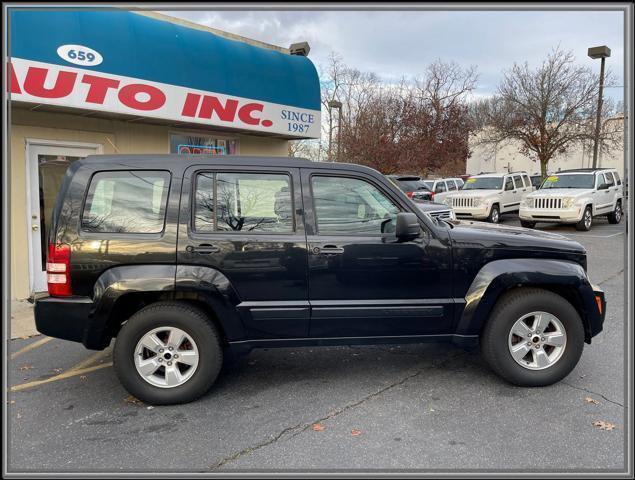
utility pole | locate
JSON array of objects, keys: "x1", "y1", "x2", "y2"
[{"x1": 588, "y1": 45, "x2": 611, "y2": 169}]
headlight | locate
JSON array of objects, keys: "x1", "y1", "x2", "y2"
[
  {"x1": 562, "y1": 197, "x2": 575, "y2": 208},
  {"x1": 443, "y1": 197, "x2": 453, "y2": 206},
  {"x1": 473, "y1": 198, "x2": 482, "y2": 207},
  {"x1": 521, "y1": 197, "x2": 534, "y2": 208}
]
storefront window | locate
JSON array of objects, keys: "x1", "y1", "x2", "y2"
[{"x1": 169, "y1": 133, "x2": 238, "y2": 155}]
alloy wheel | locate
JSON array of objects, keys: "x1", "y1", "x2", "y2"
[
  {"x1": 134, "y1": 326, "x2": 199, "y2": 388},
  {"x1": 508, "y1": 311, "x2": 567, "y2": 370}
]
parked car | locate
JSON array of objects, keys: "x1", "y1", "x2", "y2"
[
  {"x1": 519, "y1": 168, "x2": 623, "y2": 231},
  {"x1": 387, "y1": 175, "x2": 434, "y2": 201},
  {"x1": 444, "y1": 171, "x2": 534, "y2": 223},
  {"x1": 35, "y1": 155, "x2": 605, "y2": 404},
  {"x1": 412, "y1": 199, "x2": 456, "y2": 222},
  {"x1": 422, "y1": 177, "x2": 464, "y2": 204}
]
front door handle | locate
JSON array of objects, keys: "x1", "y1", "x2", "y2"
[
  {"x1": 187, "y1": 244, "x2": 220, "y2": 254},
  {"x1": 314, "y1": 245, "x2": 345, "y2": 255}
]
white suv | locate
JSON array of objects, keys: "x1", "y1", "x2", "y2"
[
  {"x1": 444, "y1": 172, "x2": 534, "y2": 223},
  {"x1": 519, "y1": 168, "x2": 623, "y2": 231},
  {"x1": 422, "y1": 177, "x2": 464, "y2": 204}
]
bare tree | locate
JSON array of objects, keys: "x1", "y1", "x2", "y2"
[{"x1": 474, "y1": 47, "x2": 619, "y2": 177}]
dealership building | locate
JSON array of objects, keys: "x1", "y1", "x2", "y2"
[{"x1": 9, "y1": 9, "x2": 321, "y2": 300}]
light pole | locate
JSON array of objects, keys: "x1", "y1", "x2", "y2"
[
  {"x1": 588, "y1": 45, "x2": 611, "y2": 169},
  {"x1": 327, "y1": 99, "x2": 342, "y2": 161}
]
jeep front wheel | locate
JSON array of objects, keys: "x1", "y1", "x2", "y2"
[
  {"x1": 487, "y1": 204, "x2": 500, "y2": 223},
  {"x1": 114, "y1": 302, "x2": 223, "y2": 405},
  {"x1": 575, "y1": 206, "x2": 593, "y2": 231},
  {"x1": 480, "y1": 288, "x2": 584, "y2": 387}
]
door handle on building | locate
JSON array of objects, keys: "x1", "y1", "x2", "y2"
[{"x1": 32, "y1": 224, "x2": 39, "y2": 231}]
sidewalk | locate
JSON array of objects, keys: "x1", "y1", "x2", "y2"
[{"x1": 10, "y1": 300, "x2": 39, "y2": 339}]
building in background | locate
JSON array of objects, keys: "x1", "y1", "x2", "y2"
[
  {"x1": 9, "y1": 9, "x2": 321, "y2": 300},
  {"x1": 466, "y1": 116, "x2": 626, "y2": 176}
]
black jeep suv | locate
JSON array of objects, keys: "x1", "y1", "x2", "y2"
[{"x1": 35, "y1": 155, "x2": 606, "y2": 405}]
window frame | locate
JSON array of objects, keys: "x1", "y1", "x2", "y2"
[
  {"x1": 80, "y1": 169, "x2": 172, "y2": 237},
  {"x1": 191, "y1": 169, "x2": 296, "y2": 235},
  {"x1": 309, "y1": 173, "x2": 405, "y2": 237}
]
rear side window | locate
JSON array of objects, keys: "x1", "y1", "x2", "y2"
[
  {"x1": 194, "y1": 172, "x2": 293, "y2": 233},
  {"x1": 82, "y1": 171, "x2": 170, "y2": 234},
  {"x1": 512, "y1": 174, "x2": 523, "y2": 188},
  {"x1": 614, "y1": 171, "x2": 622, "y2": 185},
  {"x1": 523, "y1": 175, "x2": 531, "y2": 187}
]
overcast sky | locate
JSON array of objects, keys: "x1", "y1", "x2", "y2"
[{"x1": 159, "y1": 9, "x2": 625, "y2": 103}]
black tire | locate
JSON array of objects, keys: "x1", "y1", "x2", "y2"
[
  {"x1": 487, "y1": 204, "x2": 500, "y2": 223},
  {"x1": 575, "y1": 206, "x2": 593, "y2": 231},
  {"x1": 114, "y1": 302, "x2": 223, "y2": 405},
  {"x1": 520, "y1": 220, "x2": 536, "y2": 229},
  {"x1": 480, "y1": 288, "x2": 584, "y2": 387},
  {"x1": 607, "y1": 200, "x2": 622, "y2": 224}
]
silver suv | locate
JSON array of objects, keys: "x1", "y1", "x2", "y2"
[{"x1": 519, "y1": 168, "x2": 624, "y2": 231}]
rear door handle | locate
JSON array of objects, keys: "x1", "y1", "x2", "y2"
[
  {"x1": 187, "y1": 244, "x2": 220, "y2": 254},
  {"x1": 314, "y1": 245, "x2": 345, "y2": 255}
]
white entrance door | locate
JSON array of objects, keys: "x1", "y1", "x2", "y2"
[{"x1": 27, "y1": 143, "x2": 99, "y2": 294}]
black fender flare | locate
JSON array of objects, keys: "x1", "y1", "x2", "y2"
[
  {"x1": 86, "y1": 264, "x2": 245, "y2": 348},
  {"x1": 456, "y1": 258, "x2": 602, "y2": 342}
]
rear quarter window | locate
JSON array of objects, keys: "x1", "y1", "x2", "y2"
[{"x1": 81, "y1": 170, "x2": 171, "y2": 234}]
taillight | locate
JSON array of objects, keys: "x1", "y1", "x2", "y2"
[
  {"x1": 430, "y1": 192, "x2": 436, "y2": 200},
  {"x1": 406, "y1": 191, "x2": 414, "y2": 198},
  {"x1": 47, "y1": 243, "x2": 72, "y2": 297}
]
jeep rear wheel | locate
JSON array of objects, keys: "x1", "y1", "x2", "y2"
[
  {"x1": 114, "y1": 302, "x2": 223, "y2": 405},
  {"x1": 487, "y1": 204, "x2": 500, "y2": 223},
  {"x1": 480, "y1": 288, "x2": 584, "y2": 387},
  {"x1": 575, "y1": 206, "x2": 593, "y2": 231},
  {"x1": 607, "y1": 201, "x2": 622, "y2": 224}
]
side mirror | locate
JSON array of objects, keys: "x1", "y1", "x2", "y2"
[
  {"x1": 395, "y1": 212, "x2": 420, "y2": 240},
  {"x1": 598, "y1": 183, "x2": 609, "y2": 190}
]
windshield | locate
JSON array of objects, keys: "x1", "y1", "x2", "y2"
[
  {"x1": 397, "y1": 180, "x2": 431, "y2": 192},
  {"x1": 423, "y1": 181, "x2": 434, "y2": 189},
  {"x1": 541, "y1": 174, "x2": 595, "y2": 189},
  {"x1": 462, "y1": 177, "x2": 503, "y2": 190}
]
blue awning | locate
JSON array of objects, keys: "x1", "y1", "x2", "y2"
[{"x1": 9, "y1": 9, "x2": 321, "y2": 138}]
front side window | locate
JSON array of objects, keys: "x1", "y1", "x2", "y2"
[
  {"x1": 448, "y1": 180, "x2": 458, "y2": 191},
  {"x1": 312, "y1": 176, "x2": 400, "y2": 235},
  {"x1": 436, "y1": 182, "x2": 447, "y2": 193},
  {"x1": 194, "y1": 172, "x2": 293, "y2": 233},
  {"x1": 82, "y1": 171, "x2": 170, "y2": 233},
  {"x1": 504, "y1": 177, "x2": 514, "y2": 191}
]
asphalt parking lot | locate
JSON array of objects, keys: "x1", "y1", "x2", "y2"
[{"x1": 7, "y1": 215, "x2": 628, "y2": 473}]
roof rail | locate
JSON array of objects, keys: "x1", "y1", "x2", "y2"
[{"x1": 557, "y1": 168, "x2": 610, "y2": 173}]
